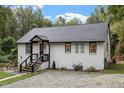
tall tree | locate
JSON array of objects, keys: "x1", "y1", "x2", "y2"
[
  {"x1": 33, "y1": 6, "x2": 44, "y2": 27},
  {"x1": 43, "y1": 18, "x2": 53, "y2": 27},
  {"x1": 87, "y1": 6, "x2": 108, "y2": 23},
  {"x1": 0, "y1": 5, "x2": 17, "y2": 39},
  {"x1": 67, "y1": 17, "x2": 82, "y2": 25},
  {"x1": 107, "y1": 5, "x2": 124, "y2": 23},
  {"x1": 54, "y1": 16, "x2": 66, "y2": 26},
  {"x1": 15, "y1": 6, "x2": 34, "y2": 37}
]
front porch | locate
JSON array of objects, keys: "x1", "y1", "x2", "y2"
[{"x1": 20, "y1": 35, "x2": 50, "y2": 72}]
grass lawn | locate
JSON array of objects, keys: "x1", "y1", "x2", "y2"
[
  {"x1": 104, "y1": 62, "x2": 124, "y2": 74},
  {"x1": 0, "y1": 70, "x2": 45, "y2": 86},
  {"x1": 0, "y1": 71, "x2": 15, "y2": 79}
]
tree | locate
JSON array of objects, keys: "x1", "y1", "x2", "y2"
[
  {"x1": 107, "y1": 5, "x2": 124, "y2": 23},
  {"x1": 54, "y1": 16, "x2": 66, "y2": 26},
  {"x1": 15, "y1": 6, "x2": 38, "y2": 37},
  {"x1": 111, "y1": 20, "x2": 124, "y2": 56},
  {"x1": 33, "y1": 6, "x2": 44, "y2": 27},
  {"x1": 87, "y1": 6, "x2": 108, "y2": 23},
  {"x1": 67, "y1": 17, "x2": 82, "y2": 25},
  {"x1": 107, "y1": 6, "x2": 124, "y2": 61},
  {"x1": 0, "y1": 36, "x2": 16, "y2": 54},
  {"x1": 0, "y1": 5, "x2": 17, "y2": 39},
  {"x1": 43, "y1": 18, "x2": 53, "y2": 27}
]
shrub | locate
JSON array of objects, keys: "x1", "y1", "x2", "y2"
[
  {"x1": 86, "y1": 66, "x2": 96, "y2": 72},
  {"x1": 0, "y1": 55, "x2": 10, "y2": 63},
  {"x1": 72, "y1": 63, "x2": 83, "y2": 71},
  {"x1": 104, "y1": 58, "x2": 108, "y2": 68},
  {"x1": 0, "y1": 63, "x2": 8, "y2": 67},
  {"x1": 0, "y1": 36, "x2": 16, "y2": 54},
  {"x1": 52, "y1": 61, "x2": 56, "y2": 69},
  {"x1": 0, "y1": 49, "x2": 6, "y2": 56},
  {"x1": 112, "y1": 58, "x2": 116, "y2": 64},
  {"x1": 61, "y1": 67, "x2": 67, "y2": 70}
]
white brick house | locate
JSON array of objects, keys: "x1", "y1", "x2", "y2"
[{"x1": 17, "y1": 22, "x2": 111, "y2": 72}]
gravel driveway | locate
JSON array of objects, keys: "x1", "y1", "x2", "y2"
[{"x1": 1, "y1": 70, "x2": 124, "y2": 88}]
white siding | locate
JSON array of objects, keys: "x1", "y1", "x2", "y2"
[
  {"x1": 18, "y1": 42, "x2": 105, "y2": 70},
  {"x1": 50, "y1": 42, "x2": 105, "y2": 70},
  {"x1": 17, "y1": 43, "x2": 48, "y2": 70},
  {"x1": 18, "y1": 44, "x2": 30, "y2": 65}
]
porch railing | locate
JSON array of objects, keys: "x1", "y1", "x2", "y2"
[
  {"x1": 20, "y1": 53, "x2": 38, "y2": 72},
  {"x1": 31, "y1": 54, "x2": 49, "y2": 72}
]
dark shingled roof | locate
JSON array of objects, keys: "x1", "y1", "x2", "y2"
[{"x1": 17, "y1": 22, "x2": 109, "y2": 43}]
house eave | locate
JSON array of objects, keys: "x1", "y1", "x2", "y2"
[{"x1": 16, "y1": 40, "x2": 105, "y2": 44}]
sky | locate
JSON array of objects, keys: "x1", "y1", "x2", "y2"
[
  {"x1": 12, "y1": 5, "x2": 97, "y2": 23},
  {"x1": 42, "y1": 5, "x2": 97, "y2": 23}
]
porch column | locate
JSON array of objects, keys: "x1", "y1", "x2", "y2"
[
  {"x1": 41, "y1": 40, "x2": 44, "y2": 62},
  {"x1": 48, "y1": 42, "x2": 50, "y2": 68},
  {"x1": 30, "y1": 41, "x2": 33, "y2": 62},
  {"x1": 42, "y1": 41, "x2": 44, "y2": 54}
]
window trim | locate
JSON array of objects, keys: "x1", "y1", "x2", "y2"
[
  {"x1": 65, "y1": 42, "x2": 71, "y2": 53},
  {"x1": 89, "y1": 42, "x2": 97, "y2": 54}
]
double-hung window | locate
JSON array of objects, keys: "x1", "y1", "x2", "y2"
[
  {"x1": 75, "y1": 43, "x2": 79, "y2": 53},
  {"x1": 80, "y1": 43, "x2": 84, "y2": 53},
  {"x1": 65, "y1": 43, "x2": 71, "y2": 53},
  {"x1": 89, "y1": 42, "x2": 97, "y2": 54},
  {"x1": 75, "y1": 43, "x2": 85, "y2": 53}
]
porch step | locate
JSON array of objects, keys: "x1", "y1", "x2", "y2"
[{"x1": 20, "y1": 54, "x2": 49, "y2": 72}]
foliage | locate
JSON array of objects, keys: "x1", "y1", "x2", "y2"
[
  {"x1": 52, "y1": 61, "x2": 56, "y2": 69},
  {"x1": 87, "y1": 6, "x2": 108, "y2": 23},
  {"x1": 111, "y1": 20, "x2": 124, "y2": 57},
  {"x1": 43, "y1": 18, "x2": 53, "y2": 27},
  {"x1": 0, "y1": 6, "x2": 17, "y2": 39},
  {"x1": 86, "y1": 66, "x2": 96, "y2": 72},
  {"x1": 0, "y1": 55, "x2": 9, "y2": 63},
  {"x1": 61, "y1": 67, "x2": 68, "y2": 70},
  {"x1": 0, "y1": 63, "x2": 8, "y2": 67},
  {"x1": 0, "y1": 36, "x2": 16, "y2": 54},
  {"x1": 54, "y1": 16, "x2": 66, "y2": 26},
  {"x1": 72, "y1": 63, "x2": 83, "y2": 71},
  {"x1": 111, "y1": 32, "x2": 119, "y2": 56},
  {"x1": 67, "y1": 17, "x2": 82, "y2": 25},
  {"x1": 87, "y1": 5, "x2": 124, "y2": 61},
  {"x1": 107, "y1": 5, "x2": 124, "y2": 23}
]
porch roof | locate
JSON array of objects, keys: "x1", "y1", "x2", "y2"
[{"x1": 30, "y1": 35, "x2": 49, "y2": 41}]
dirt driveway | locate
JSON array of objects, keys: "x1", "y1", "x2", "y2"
[{"x1": 1, "y1": 70, "x2": 124, "y2": 88}]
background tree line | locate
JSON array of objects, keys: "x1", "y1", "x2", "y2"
[
  {"x1": 0, "y1": 5, "x2": 83, "y2": 63},
  {"x1": 0, "y1": 5, "x2": 124, "y2": 64},
  {"x1": 87, "y1": 5, "x2": 124, "y2": 62}
]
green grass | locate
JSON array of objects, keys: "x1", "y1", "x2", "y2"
[
  {"x1": 0, "y1": 70, "x2": 45, "y2": 86},
  {"x1": 0, "y1": 71, "x2": 15, "y2": 79},
  {"x1": 104, "y1": 62, "x2": 124, "y2": 74}
]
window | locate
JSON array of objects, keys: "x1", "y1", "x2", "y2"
[
  {"x1": 43, "y1": 42, "x2": 47, "y2": 54},
  {"x1": 65, "y1": 43, "x2": 71, "y2": 53},
  {"x1": 25, "y1": 44, "x2": 31, "y2": 54},
  {"x1": 89, "y1": 42, "x2": 97, "y2": 54},
  {"x1": 75, "y1": 43, "x2": 79, "y2": 53},
  {"x1": 80, "y1": 43, "x2": 84, "y2": 53}
]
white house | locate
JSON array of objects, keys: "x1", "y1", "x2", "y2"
[{"x1": 17, "y1": 22, "x2": 111, "y2": 72}]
